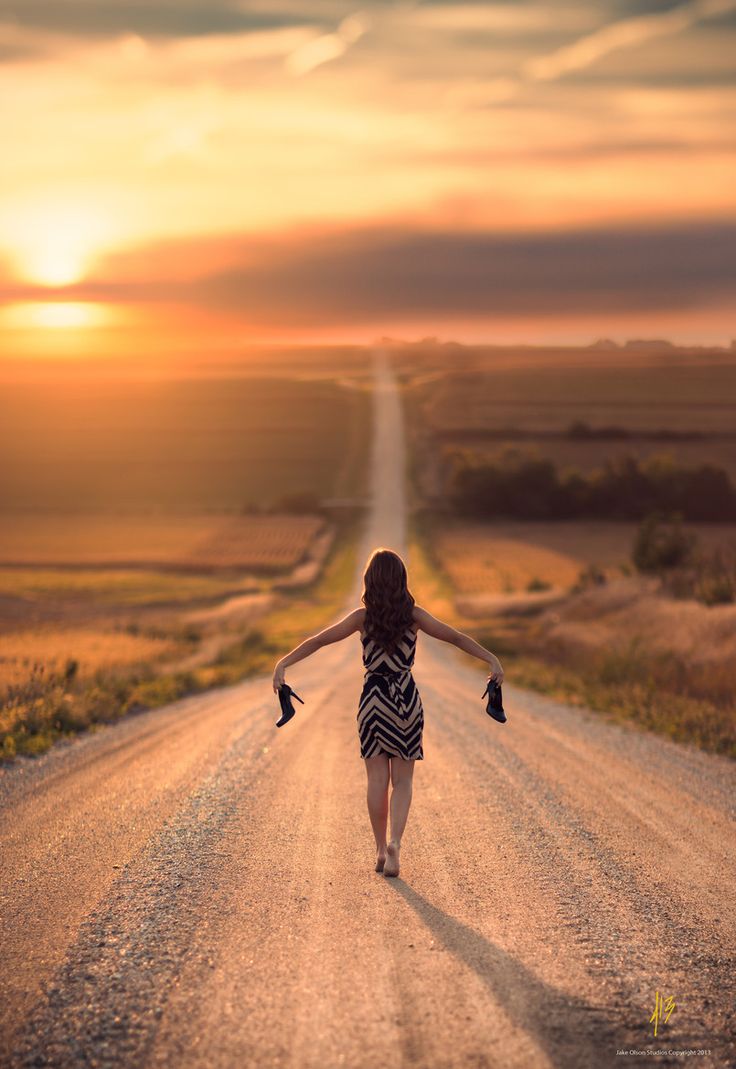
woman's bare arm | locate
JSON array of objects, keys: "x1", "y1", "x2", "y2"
[
  {"x1": 272, "y1": 607, "x2": 364, "y2": 691},
  {"x1": 413, "y1": 605, "x2": 504, "y2": 682}
]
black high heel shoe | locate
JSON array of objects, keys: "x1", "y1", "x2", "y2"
[
  {"x1": 482, "y1": 679, "x2": 506, "y2": 723},
  {"x1": 276, "y1": 683, "x2": 305, "y2": 727}
]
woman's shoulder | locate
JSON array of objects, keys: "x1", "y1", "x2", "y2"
[
  {"x1": 407, "y1": 605, "x2": 427, "y2": 635},
  {"x1": 411, "y1": 604, "x2": 458, "y2": 641},
  {"x1": 411, "y1": 605, "x2": 444, "y2": 634}
]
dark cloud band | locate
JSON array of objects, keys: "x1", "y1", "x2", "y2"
[
  {"x1": 4, "y1": 219, "x2": 734, "y2": 327},
  {"x1": 188, "y1": 219, "x2": 736, "y2": 324},
  {"x1": 3, "y1": 2, "x2": 322, "y2": 40}
]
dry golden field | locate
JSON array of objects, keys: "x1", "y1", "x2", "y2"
[
  {"x1": 0, "y1": 567, "x2": 252, "y2": 608},
  {"x1": 531, "y1": 577, "x2": 736, "y2": 671},
  {"x1": 0, "y1": 626, "x2": 182, "y2": 692},
  {"x1": 428, "y1": 518, "x2": 736, "y2": 596},
  {"x1": 402, "y1": 346, "x2": 736, "y2": 494},
  {"x1": 0, "y1": 359, "x2": 369, "y2": 755},
  {"x1": 0, "y1": 511, "x2": 361, "y2": 759},
  {"x1": 0, "y1": 512, "x2": 340, "y2": 715},
  {"x1": 0, "y1": 374, "x2": 370, "y2": 513},
  {"x1": 409, "y1": 522, "x2": 736, "y2": 755},
  {"x1": 402, "y1": 344, "x2": 736, "y2": 754},
  {"x1": 413, "y1": 363, "x2": 736, "y2": 435},
  {"x1": 0, "y1": 514, "x2": 327, "y2": 571}
]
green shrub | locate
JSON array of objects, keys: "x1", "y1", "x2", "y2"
[
  {"x1": 572, "y1": 563, "x2": 607, "y2": 592},
  {"x1": 632, "y1": 511, "x2": 697, "y2": 573},
  {"x1": 700, "y1": 575, "x2": 735, "y2": 605},
  {"x1": 664, "y1": 543, "x2": 736, "y2": 605}
]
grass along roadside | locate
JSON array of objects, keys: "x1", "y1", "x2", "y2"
[
  {"x1": 407, "y1": 516, "x2": 736, "y2": 759},
  {"x1": 1, "y1": 513, "x2": 364, "y2": 763},
  {"x1": 473, "y1": 638, "x2": 735, "y2": 759}
]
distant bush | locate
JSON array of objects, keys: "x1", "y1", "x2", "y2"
[
  {"x1": 632, "y1": 511, "x2": 697, "y2": 573},
  {"x1": 63, "y1": 658, "x2": 79, "y2": 683},
  {"x1": 661, "y1": 542, "x2": 736, "y2": 605},
  {"x1": 566, "y1": 420, "x2": 629, "y2": 440},
  {"x1": 449, "y1": 450, "x2": 736, "y2": 521},
  {"x1": 449, "y1": 455, "x2": 569, "y2": 519},
  {"x1": 571, "y1": 563, "x2": 607, "y2": 593},
  {"x1": 565, "y1": 421, "x2": 705, "y2": 442},
  {"x1": 526, "y1": 577, "x2": 552, "y2": 592}
]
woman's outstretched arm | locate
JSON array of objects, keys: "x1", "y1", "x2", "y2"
[
  {"x1": 413, "y1": 605, "x2": 504, "y2": 682},
  {"x1": 272, "y1": 607, "x2": 364, "y2": 691}
]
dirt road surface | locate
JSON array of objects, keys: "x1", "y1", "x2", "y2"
[{"x1": 1, "y1": 351, "x2": 734, "y2": 1069}]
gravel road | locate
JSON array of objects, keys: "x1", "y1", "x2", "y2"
[{"x1": 1, "y1": 350, "x2": 734, "y2": 1069}]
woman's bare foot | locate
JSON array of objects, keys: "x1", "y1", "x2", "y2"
[
  {"x1": 384, "y1": 840, "x2": 400, "y2": 877},
  {"x1": 375, "y1": 848, "x2": 387, "y2": 873}
]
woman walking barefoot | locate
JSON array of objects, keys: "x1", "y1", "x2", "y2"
[{"x1": 272, "y1": 548, "x2": 504, "y2": 878}]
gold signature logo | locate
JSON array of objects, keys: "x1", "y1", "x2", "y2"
[{"x1": 649, "y1": 991, "x2": 676, "y2": 1037}]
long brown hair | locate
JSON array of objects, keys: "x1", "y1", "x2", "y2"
[{"x1": 361, "y1": 548, "x2": 415, "y2": 654}]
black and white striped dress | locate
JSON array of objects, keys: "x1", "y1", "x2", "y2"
[{"x1": 357, "y1": 625, "x2": 424, "y2": 760}]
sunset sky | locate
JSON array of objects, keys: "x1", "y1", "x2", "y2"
[{"x1": 1, "y1": 0, "x2": 735, "y2": 355}]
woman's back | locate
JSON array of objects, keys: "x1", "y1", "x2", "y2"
[{"x1": 361, "y1": 622, "x2": 418, "y2": 675}]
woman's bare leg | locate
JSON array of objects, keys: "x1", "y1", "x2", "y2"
[
  {"x1": 364, "y1": 752, "x2": 390, "y2": 870},
  {"x1": 385, "y1": 756, "x2": 416, "y2": 877}
]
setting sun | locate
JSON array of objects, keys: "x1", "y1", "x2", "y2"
[{"x1": 3, "y1": 200, "x2": 116, "y2": 287}]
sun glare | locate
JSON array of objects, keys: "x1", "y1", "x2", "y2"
[
  {"x1": 1, "y1": 301, "x2": 110, "y2": 330},
  {"x1": 34, "y1": 303, "x2": 99, "y2": 328}
]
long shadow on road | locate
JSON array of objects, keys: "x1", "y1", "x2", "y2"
[{"x1": 389, "y1": 881, "x2": 631, "y2": 1069}]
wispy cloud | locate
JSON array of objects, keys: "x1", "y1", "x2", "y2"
[
  {"x1": 0, "y1": 1, "x2": 321, "y2": 40},
  {"x1": 284, "y1": 9, "x2": 369, "y2": 75},
  {"x1": 470, "y1": 0, "x2": 736, "y2": 102},
  {"x1": 524, "y1": 0, "x2": 736, "y2": 81},
  {"x1": 387, "y1": 2, "x2": 601, "y2": 37}
]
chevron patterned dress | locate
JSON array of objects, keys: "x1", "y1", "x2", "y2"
[{"x1": 357, "y1": 625, "x2": 424, "y2": 760}]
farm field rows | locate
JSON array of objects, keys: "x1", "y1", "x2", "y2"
[
  {"x1": 0, "y1": 514, "x2": 327, "y2": 571},
  {"x1": 0, "y1": 360, "x2": 371, "y2": 752},
  {"x1": 401, "y1": 343, "x2": 736, "y2": 756},
  {"x1": 403, "y1": 349, "x2": 736, "y2": 482},
  {"x1": 0, "y1": 374, "x2": 370, "y2": 513},
  {"x1": 414, "y1": 366, "x2": 736, "y2": 434}
]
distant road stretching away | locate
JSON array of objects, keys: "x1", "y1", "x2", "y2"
[{"x1": 1, "y1": 350, "x2": 734, "y2": 1068}]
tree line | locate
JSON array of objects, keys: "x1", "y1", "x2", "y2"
[{"x1": 449, "y1": 453, "x2": 736, "y2": 521}]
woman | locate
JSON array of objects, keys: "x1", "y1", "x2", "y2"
[{"x1": 271, "y1": 547, "x2": 504, "y2": 878}]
